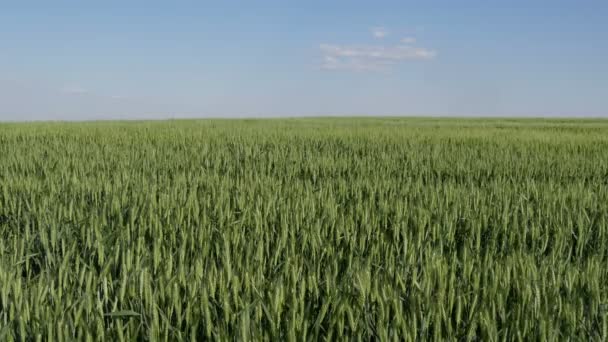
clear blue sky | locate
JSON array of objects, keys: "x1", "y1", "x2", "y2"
[{"x1": 1, "y1": 0, "x2": 607, "y2": 120}]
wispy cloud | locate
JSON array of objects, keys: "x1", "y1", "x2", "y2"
[
  {"x1": 321, "y1": 54, "x2": 392, "y2": 71},
  {"x1": 371, "y1": 27, "x2": 389, "y2": 39},
  {"x1": 320, "y1": 30, "x2": 436, "y2": 72}
]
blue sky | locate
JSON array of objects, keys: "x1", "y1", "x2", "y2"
[{"x1": 1, "y1": 0, "x2": 607, "y2": 120}]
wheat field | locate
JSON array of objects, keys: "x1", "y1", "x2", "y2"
[{"x1": 1, "y1": 118, "x2": 608, "y2": 340}]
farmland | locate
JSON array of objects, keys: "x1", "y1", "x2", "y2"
[{"x1": 1, "y1": 118, "x2": 608, "y2": 340}]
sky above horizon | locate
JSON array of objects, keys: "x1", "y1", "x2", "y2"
[{"x1": 1, "y1": 0, "x2": 607, "y2": 121}]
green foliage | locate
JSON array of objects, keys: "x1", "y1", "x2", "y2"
[{"x1": 1, "y1": 118, "x2": 608, "y2": 340}]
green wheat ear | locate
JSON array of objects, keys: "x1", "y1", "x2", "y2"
[{"x1": 0, "y1": 118, "x2": 607, "y2": 339}]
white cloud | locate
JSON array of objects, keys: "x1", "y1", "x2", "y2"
[
  {"x1": 320, "y1": 27, "x2": 435, "y2": 72},
  {"x1": 371, "y1": 27, "x2": 389, "y2": 39},
  {"x1": 320, "y1": 42, "x2": 436, "y2": 72},
  {"x1": 321, "y1": 54, "x2": 392, "y2": 71},
  {"x1": 320, "y1": 44, "x2": 435, "y2": 60}
]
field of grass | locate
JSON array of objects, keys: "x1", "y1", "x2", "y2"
[{"x1": 1, "y1": 118, "x2": 608, "y2": 340}]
